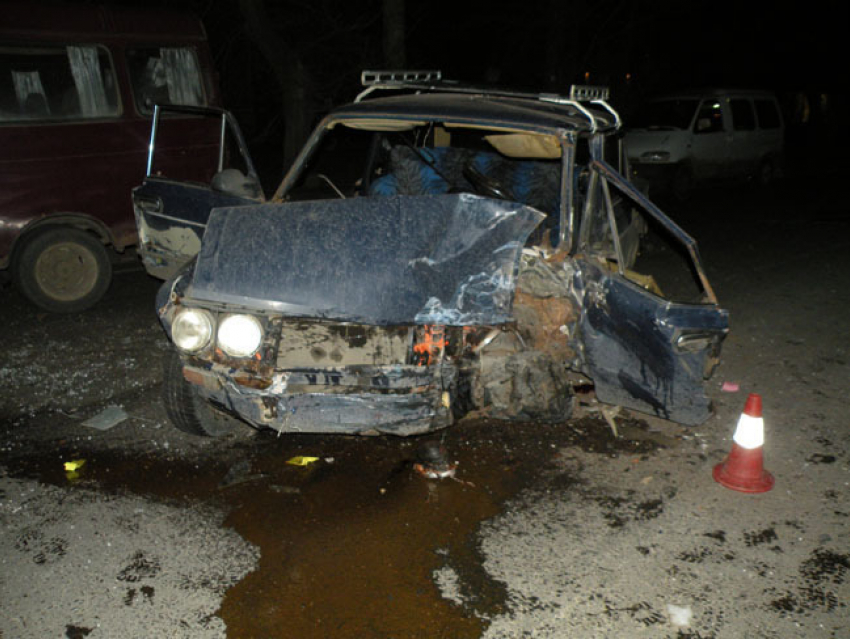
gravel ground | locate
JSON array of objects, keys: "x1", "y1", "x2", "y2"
[{"x1": 0, "y1": 474, "x2": 258, "y2": 638}]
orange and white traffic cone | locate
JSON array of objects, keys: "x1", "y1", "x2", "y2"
[{"x1": 713, "y1": 393, "x2": 774, "y2": 493}]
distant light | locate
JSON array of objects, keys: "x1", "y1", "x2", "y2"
[
  {"x1": 625, "y1": 73, "x2": 632, "y2": 82},
  {"x1": 584, "y1": 71, "x2": 590, "y2": 82}
]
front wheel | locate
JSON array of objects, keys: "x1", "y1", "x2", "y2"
[
  {"x1": 162, "y1": 350, "x2": 241, "y2": 437},
  {"x1": 14, "y1": 227, "x2": 112, "y2": 313}
]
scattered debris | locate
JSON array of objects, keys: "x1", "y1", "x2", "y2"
[
  {"x1": 286, "y1": 456, "x2": 319, "y2": 467},
  {"x1": 269, "y1": 485, "x2": 301, "y2": 495},
  {"x1": 601, "y1": 405, "x2": 622, "y2": 438},
  {"x1": 64, "y1": 459, "x2": 86, "y2": 482},
  {"x1": 219, "y1": 460, "x2": 267, "y2": 489},
  {"x1": 721, "y1": 381, "x2": 740, "y2": 392},
  {"x1": 666, "y1": 603, "x2": 692, "y2": 627},
  {"x1": 413, "y1": 443, "x2": 458, "y2": 479},
  {"x1": 82, "y1": 406, "x2": 128, "y2": 431}
]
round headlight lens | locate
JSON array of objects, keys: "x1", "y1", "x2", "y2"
[
  {"x1": 217, "y1": 314, "x2": 263, "y2": 358},
  {"x1": 172, "y1": 308, "x2": 214, "y2": 352}
]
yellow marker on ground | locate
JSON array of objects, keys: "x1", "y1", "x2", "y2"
[{"x1": 286, "y1": 456, "x2": 319, "y2": 467}]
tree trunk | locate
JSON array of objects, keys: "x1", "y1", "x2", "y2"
[
  {"x1": 382, "y1": 0, "x2": 406, "y2": 68},
  {"x1": 238, "y1": 0, "x2": 312, "y2": 172}
]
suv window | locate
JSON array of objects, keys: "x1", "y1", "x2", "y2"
[
  {"x1": 694, "y1": 99, "x2": 724, "y2": 134},
  {"x1": 730, "y1": 99, "x2": 755, "y2": 131},
  {"x1": 754, "y1": 99, "x2": 781, "y2": 129},
  {"x1": 126, "y1": 47, "x2": 205, "y2": 114},
  {"x1": 0, "y1": 44, "x2": 119, "y2": 122}
]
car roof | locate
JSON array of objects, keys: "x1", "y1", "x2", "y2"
[{"x1": 329, "y1": 92, "x2": 617, "y2": 135}]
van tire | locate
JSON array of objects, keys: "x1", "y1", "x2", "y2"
[
  {"x1": 14, "y1": 227, "x2": 112, "y2": 313},
  {"x1": 162, "y1": 350, "x2": 240, "y2": 437}
]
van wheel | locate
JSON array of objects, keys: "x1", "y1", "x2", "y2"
[
  {"x1": 14, "y1": 227, "x2": 112, "y2": 313},
  {"x1": 162, "y1": 350, "x2": 240, "y2": 437}
]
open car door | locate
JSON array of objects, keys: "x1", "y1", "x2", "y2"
[
  {"x1": 572, "y1": 160, "x2": 729, "y2": 425},
  {"x1": 132, "y1": 105, "x2": 263, "y2": 279}
]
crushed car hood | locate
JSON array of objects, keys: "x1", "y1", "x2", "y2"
[{"x1": 187, "y1": 194, "x2": 544, "y2": 325}]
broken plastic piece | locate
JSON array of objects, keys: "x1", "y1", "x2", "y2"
[
  {"x1": 286, "y1": 456, "x2": 319, "y2": 467},
  {"x1": 64, "y1": 459, "x2": 86, "y2": 472},
  {"x1": 82, "y1": 406, "x2": 128, "y2": 431},
  {"x1": 600, "y1": 405, "x2": 621, "y2": 438},
  {"x1": 666, "y1": 604, "x2": 692, "y2": 627},
  {"x1": 721, "y1": 381, "x2": 740, "y2": 392}
]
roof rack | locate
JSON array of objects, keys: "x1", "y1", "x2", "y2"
[{"x1": 355, "y1": 69, "x2": 620, "y2": 132}]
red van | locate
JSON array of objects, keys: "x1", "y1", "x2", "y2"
[{"x1": 0, "y1": 2, "x2": 221, "y2": 312}]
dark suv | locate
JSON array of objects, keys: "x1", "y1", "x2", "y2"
[{"x1": 133, "y1": 71, "x2": 728, "y2": 437}]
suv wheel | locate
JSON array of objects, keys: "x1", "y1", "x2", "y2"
[
  {"x1": 15, "y1": 227, "x2": 112, "y2": 313},
  {"x1": 162, "y1": 350, "x2": 241, "y2": 437}
]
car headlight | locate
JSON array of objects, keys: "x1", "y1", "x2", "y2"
[
  {"x1": 217, "y1": 314, "x2": 263, "y2": 358},
  {"x1": 641, "y1": 151, "x2": 670, "y2": 162},
  {"x1": 172, "y1": 308, "x2": 214, "y2": 352}
]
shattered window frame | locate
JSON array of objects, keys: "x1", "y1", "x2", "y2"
[{"x1": 580, "y1": 157, "x2": 719, "y2": 305}]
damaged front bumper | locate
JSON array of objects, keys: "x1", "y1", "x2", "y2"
[{"x1": 182, "y1": 359, "x2": 457, "y2": 436}]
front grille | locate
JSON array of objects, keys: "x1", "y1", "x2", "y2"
[{"x1": 275, "y1": 321, "x2": 412, "y2": 369}]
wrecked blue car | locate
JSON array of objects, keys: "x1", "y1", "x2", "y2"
[{"x1": 133, "y1": 71, "x2": 728, "y2": 436}]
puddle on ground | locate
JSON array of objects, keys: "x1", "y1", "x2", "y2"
[{"x1": 5, "y1": 414, "x2": 670, "y2": 638}]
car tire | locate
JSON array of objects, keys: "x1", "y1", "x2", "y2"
[
  {"x1": 162, "y1": 350, "x2": 240, "y2": 437},
  {"x1": 14, "y1": 227, "x2": 112, "y2": 313}
]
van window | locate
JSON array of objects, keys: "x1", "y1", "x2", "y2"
[
  {"x1": 754, "y1": 99, "x2": 781, "y2": 129},
  {"x1": 0, "y1": 44, "x2": 119, "y2": 122},
  {"x1": 730, "y1": 99, "x2": 755, "y2": 131},
  {"x1": 694, "y1": 99, "x2": 724, "y2": 134},
  {"x1": 127, "y1": 47, "x2": 205, "y2": 115}
]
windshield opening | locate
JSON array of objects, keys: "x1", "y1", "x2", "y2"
[
  {"x1": 286, "y1": 121, "x2": 566, "y2": 245},
  {"x1": 632, "y1": 99, "x2": 699, "y2": 130}
]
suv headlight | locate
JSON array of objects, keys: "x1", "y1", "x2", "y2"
[
  {"x1": 172, "y1": 308, "x2": 214, "y2": 352},
  {"x1": 217, "y1": 314, "x2": 263, "y2": 358}
]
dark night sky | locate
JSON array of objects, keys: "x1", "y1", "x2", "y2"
[
  {"x1": 404, "y1": 2, "x2": 839, "y2": 92},
  {"x1": 164, "y1": 0, "x2": 840, "y2": 171},
  {"x1": 165, "y1": 1, "x2": 842, "y2": 93},
  {"x1": 39, "y1": 0, "x2": 840, "y2": 162},
  {"x1": 72, "y1": 0, "x2": 839, "y2": 103}
]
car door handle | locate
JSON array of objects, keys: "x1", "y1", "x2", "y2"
[{"x1": 135, "y1": 195, "x2": 163, "y2": 214}]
